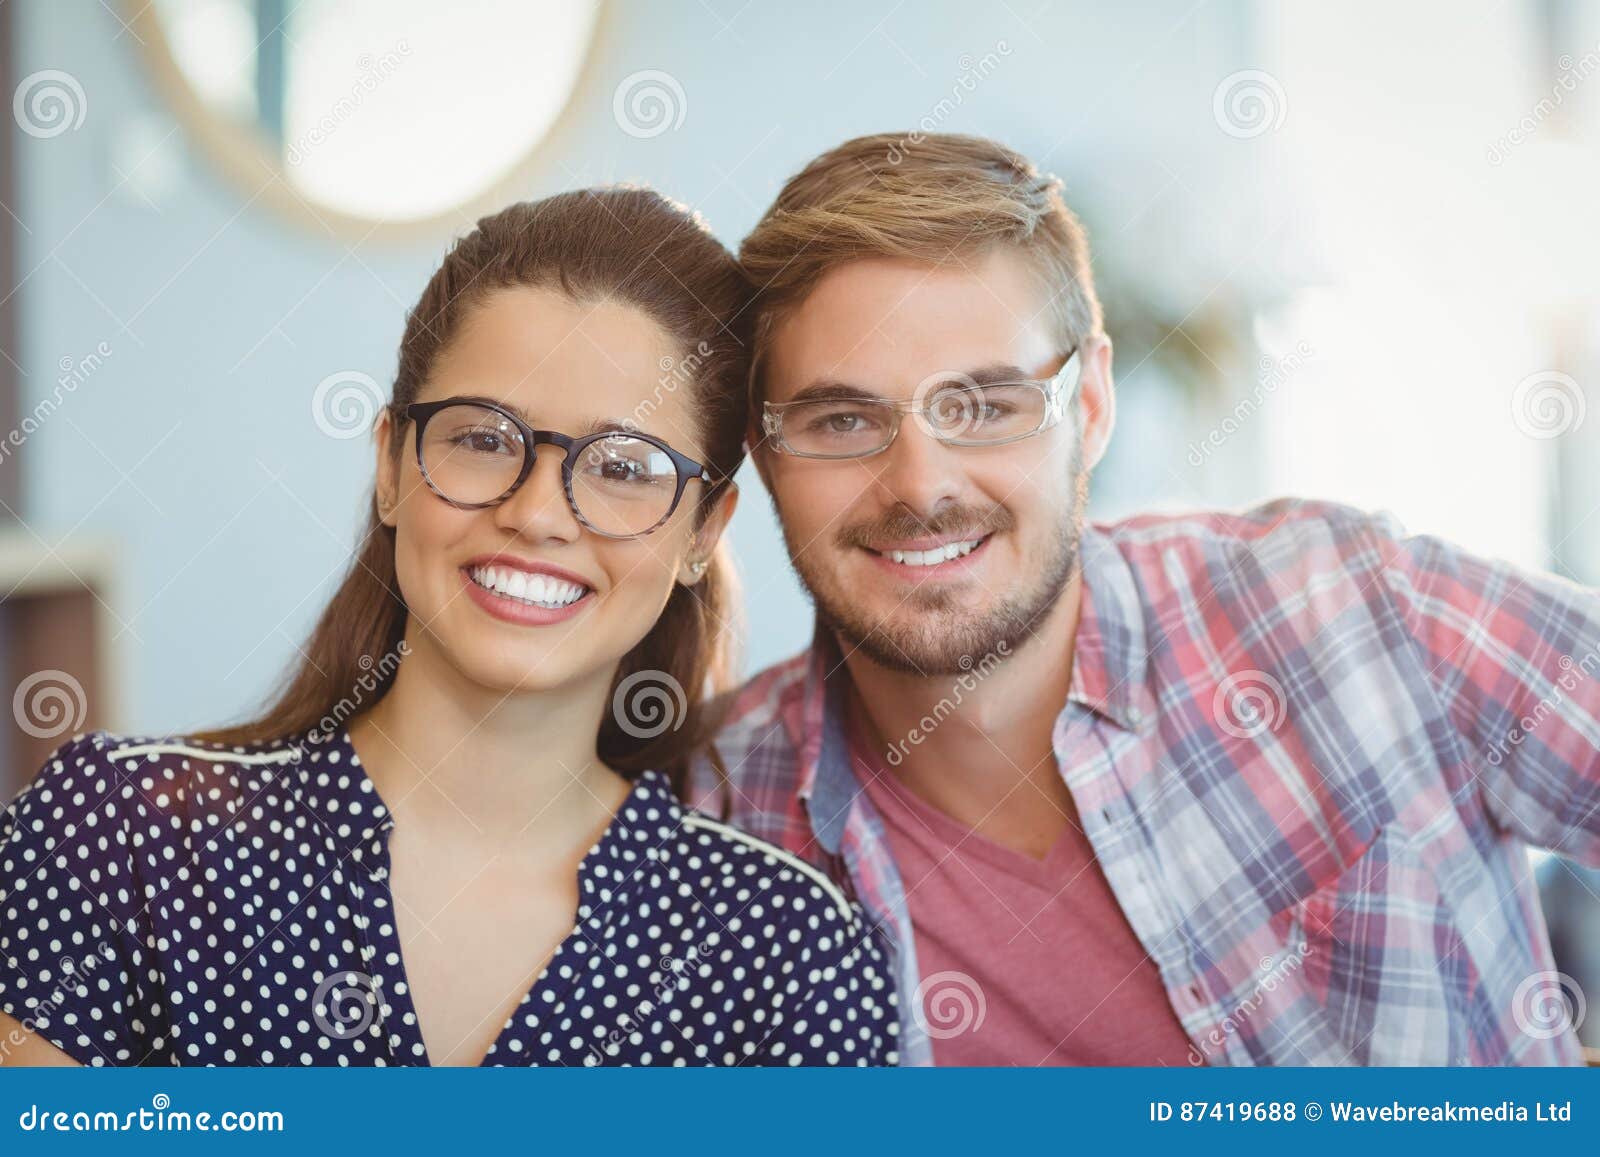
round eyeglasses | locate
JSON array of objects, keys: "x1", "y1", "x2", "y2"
[
  {"x1": 399, "y1": 398, "x2": 717, "y2": 539},
  {"x1": 761, "y1": 348, "x2": 1081, "y2": 460}
]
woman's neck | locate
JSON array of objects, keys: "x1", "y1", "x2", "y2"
[{"x1": 347, "y1": 633, "x2": 630, "y2": 856}]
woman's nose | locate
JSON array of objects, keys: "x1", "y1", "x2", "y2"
[{"x1": 492, "y1": 445, "x2": 584, "y2": 541}]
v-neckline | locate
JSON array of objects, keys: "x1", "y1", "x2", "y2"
[
  {"x1": 842, "y1": 698, "x2": 1086, "y2": 888},
  {"x1": 863, "y1": 752, "x2": 1083, "y2": 887},
  {"x1": 333, "y1": 733, "x2": 663, "y2": 1067}
]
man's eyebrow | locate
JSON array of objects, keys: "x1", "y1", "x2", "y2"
[
  {"x1": 962, "y1": 363, "x2": 1034, "y2": 385},
  {"x1": 783, "y1": 364, "x2": 1035, "y2": 404},
  {"x1": 785, "y1": 381, "x2": 887, "y2": 404}
]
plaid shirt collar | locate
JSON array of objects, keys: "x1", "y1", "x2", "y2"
[{"x1": 794, "y1": 522, "x2": 1155, "y2": 855}]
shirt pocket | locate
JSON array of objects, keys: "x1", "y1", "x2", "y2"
[{"x1": 1265, "y1": 824, "x2": 1481, "y2": 1065}]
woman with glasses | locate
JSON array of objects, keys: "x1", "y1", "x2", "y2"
[{"x1": 0, "y1": 190, "x2": 897, "y2": 1067}]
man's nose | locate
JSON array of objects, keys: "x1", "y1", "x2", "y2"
[{"x1": 868, "y1": 418, "x2": 968, "y2": 517}]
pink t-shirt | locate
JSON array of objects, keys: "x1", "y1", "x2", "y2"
[{"x1": 848, "y1": 707, "x2": 1196, "y2": 1066}]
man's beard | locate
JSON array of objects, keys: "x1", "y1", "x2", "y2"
[{"x1": 779, "y1": 463, "x2": 1089, "y2": 677}]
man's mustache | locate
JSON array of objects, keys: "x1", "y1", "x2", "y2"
[{"x1": 838, "y1": 503, "x2": 1014, "y2": 548}]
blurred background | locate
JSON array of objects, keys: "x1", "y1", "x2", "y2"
[{"x1": 1, "y1": 0, "x2": 1595, "y2": 1048}]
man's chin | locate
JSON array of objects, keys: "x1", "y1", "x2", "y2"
[
  {"x1": 807, "y1": 538, "x2": 1080, "y2": 676},
  {"x1": 824, "y1": 607, "x2": 1025, "y2": 676}
]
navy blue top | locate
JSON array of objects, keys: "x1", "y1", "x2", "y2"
[{"x1": 0, "y1": 728, "x2": 898, "y2": 1066}]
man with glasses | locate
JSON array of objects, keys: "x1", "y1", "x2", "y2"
[{"x1": 689, "y1": 132, "x2": 1600, "y2": 1067}]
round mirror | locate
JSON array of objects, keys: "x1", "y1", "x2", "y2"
[{"x1": 129, "y1": 0, "x2": 604, "y2": 236}]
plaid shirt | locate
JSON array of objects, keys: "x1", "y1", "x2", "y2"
[{"x1": 689, "y1": 499, "x2": 1600, "y2": 1066}]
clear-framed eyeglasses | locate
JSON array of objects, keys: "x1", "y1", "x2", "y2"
[{"x1": 760, "y1": 348, "x2": 1081, "y2": 460}]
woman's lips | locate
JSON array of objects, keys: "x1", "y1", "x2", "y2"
[{"x1": 460, "y1": 567, "x2": 592, "y2": 626}]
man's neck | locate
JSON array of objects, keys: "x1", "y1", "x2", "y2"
[{"x1": 839, "y1": 571, "x2": 1086, "y2": 860}]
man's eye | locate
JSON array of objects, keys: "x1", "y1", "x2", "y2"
[{"x1": 807, "y1": 409, "x2": 880, "y2": 434}]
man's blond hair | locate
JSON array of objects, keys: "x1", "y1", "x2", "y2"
[{"x1": 739, "y1": 132, "x2": 1103, "y2": 397}]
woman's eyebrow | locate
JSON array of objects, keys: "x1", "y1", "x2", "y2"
[
  {"x1": 453, "y1": 397, "x2": 634, "y2": 436},
  {"x1": 582, "y1": 416, "x2": 641, "y2": 436}
]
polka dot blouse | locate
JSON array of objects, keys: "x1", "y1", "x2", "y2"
[{"x1": 0, "y1": 728, "x2": 898, "y2": 1067}]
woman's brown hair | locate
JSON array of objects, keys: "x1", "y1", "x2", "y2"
[{"x1": 194, "y1": 188, "x2": 750, "y2": 796}]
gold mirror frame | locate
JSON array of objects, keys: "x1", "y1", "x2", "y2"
[{"x1": 123, "y1": 1, "x2": 614, "y2": 244}]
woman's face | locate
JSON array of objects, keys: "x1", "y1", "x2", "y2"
[{"x1": 375, "y1": 286, "x2": 735, "y2": 698}]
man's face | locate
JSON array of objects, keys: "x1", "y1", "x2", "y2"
[{"x1": 757, "y1": 249, "x2": 1114, "y2": 675}]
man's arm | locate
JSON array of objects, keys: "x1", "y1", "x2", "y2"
[{"x1": 1368, "y1": 511, "x2": 1600, "y2": 865}]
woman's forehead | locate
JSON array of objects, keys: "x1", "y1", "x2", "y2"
[{"x1": 426, "y1": 288, "x2": 702, "y2": 446}]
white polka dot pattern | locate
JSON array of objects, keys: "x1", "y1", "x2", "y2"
[{"x1": 0, "y1": 729, "x2": 899, "y2": 1067}]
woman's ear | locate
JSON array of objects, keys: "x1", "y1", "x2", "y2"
[
  {"x1": 679, "y1": 482, "x2": 739, "y2": 586},
  {"x1": 373, "y1": 408, "x2": 401, "y2": 528}
]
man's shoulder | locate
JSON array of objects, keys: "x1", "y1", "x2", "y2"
[
  {"x1": 709, "y1": 647, "x2": 813, "y2": 752},
  {"x1": 1091, "y1": 497, "x2": 1405, "y2": 586},
  {"x1": 687, "y1": 647, "x2": 814, "y2": 813},
  {"x1": 1096, "y1": 496, "x2": 1399, "y2": 552}
]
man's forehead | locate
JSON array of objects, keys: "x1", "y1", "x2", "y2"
[{"x1": 763, "y1": 253, "x2": 1059, "y2": 401}]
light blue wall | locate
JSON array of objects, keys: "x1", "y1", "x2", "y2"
[{"x1": 16, "y1": 0, "x2": 1265, "y2": 735}]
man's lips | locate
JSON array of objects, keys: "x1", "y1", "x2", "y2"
[{"x1": 859, "y1": 532, "x2": 994, "y2": 576}]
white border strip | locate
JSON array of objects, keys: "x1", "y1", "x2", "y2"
[
  {"x1": 681, "y1": 812, "x2": 854, "y2": 923},
  {"x1": 106, "y1": 742, "x2": 301, "y2": 766}
]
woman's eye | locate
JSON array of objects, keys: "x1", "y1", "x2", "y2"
[
  {"x1": 451, "y1": 429, "x2": 514, "y2": 454},
  {"x1": 592, "y1": 457, "x2": 659, "y2": 484}
]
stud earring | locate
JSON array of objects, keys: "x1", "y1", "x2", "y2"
[{"x1": 687, "y1": 559, "x2": 707, "y2": 576}]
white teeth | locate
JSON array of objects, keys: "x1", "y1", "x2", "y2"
[
  {"x1": 469, "y1": 565, "x2": 588, "y2": 608},
  {"x1": 883, "y1": 538, "x2": 983, "y2": 567}
]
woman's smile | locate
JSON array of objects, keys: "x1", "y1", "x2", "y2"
[{"x1": 461, "y1": 554, "x2": 597, "y2": 626}]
